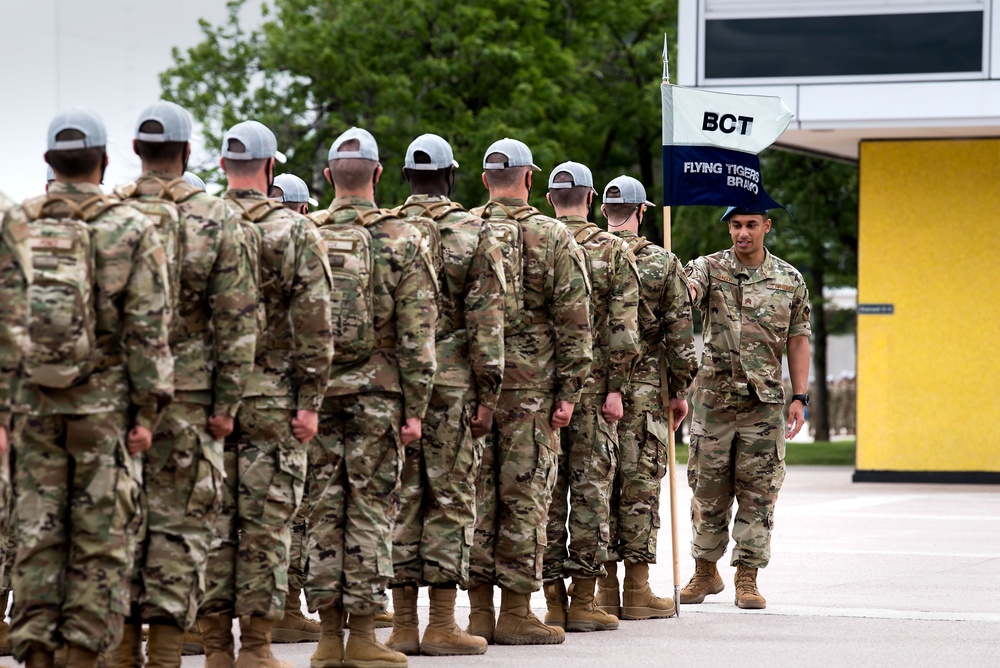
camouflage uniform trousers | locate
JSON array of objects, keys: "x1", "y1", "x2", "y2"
[
  {"x1": 469, "y1": 389, "x2": 558, "y2": 594},
  {"x1": 543, "y1": 393, "x2": 617, "y2": 580},
  {"x1": 201, "y1": 399, "x2": 305, "y2": 619},
  {"x1": 392, "y1": 386, "x2": 480, "y2": 586},
  {"x1": 288, "y1": 479, "x2": 310, "y2": 592},
  {"x1": 1, "y1": 441, "x2": 15, "y2": 600},
  {"x1": 304, "y1": 392, "x2": 403, "y2": 617},
  {"x1": 10, "y1": 410, "x2": 141, "y2": 658},
  {"x1": 130, "y1": 402, "x2": 223, "y2": 629},
  {"x1": 687, "y1": 384, "x2": 786, "y2": 569},
  {"x1": 608, "y1": 382, "x2": 670, "y2": 564}
]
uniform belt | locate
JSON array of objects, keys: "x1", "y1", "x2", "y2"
[{"x1": 377, "y1": 336, "x2": 395, "y2": 349}]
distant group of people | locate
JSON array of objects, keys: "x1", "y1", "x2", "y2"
[{"x1": 0, "y1": 98, "x2": 812, "y2": 668}]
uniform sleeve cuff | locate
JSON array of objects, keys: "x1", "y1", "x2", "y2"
[{"x1": 213, "y1": 402, "x2": 240, "y2": 418}]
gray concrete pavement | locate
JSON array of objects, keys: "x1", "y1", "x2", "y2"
[{"x1": 182, "y1": 466, "x2": 1000, "y2": 667}]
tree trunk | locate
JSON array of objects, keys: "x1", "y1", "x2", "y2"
[{"x1": 810, "y1": 267, "x2": 830, "y2": 442}]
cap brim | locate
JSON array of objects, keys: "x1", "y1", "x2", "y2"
[
  {"x1": 308, "y1": 197, "x2": 319, "y2": 207},
  {"x1": 274, "y1": 150, "x2": 287, "y2": 164},
  {"x1": 530, "y1": 163, "x2": 540, "y2": 171},
  {"x1": 644, "y1": 199, "x2": 655, "y2": 207}
]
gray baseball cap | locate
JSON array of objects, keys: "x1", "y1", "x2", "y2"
[
  {"x1": 482, "y1": 138, "x2": 540, "y2": 171},
  {"x1": 221, "y1": 120, "x2": 287, "y2": 163},
  {"x1": 404, "y1": 134, "x2": 458, "y2": 170},
  {"x1": 548, "y1": 161, "x2": 595, "y2": 192},
  {"x1": 328, "y1": 127, "x2": 379, "y2": 162},
  {"x1": 182, "y1": 171, "x2": 206, "y2": 189},
  {"x1": 135, "y1": 100, "x2": 192, "y2": 143},
  {"x1": 603, "y1": 175, "x2": 654, "y2": 207},
  {"x1": 273, "y1": 173, "x2": 318, "y2": 206},
  {"x1": 47, "y1": 107, "x2": 107, "y2": 151}
]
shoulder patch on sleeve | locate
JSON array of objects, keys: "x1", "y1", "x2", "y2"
[
  {"x1": 7, "y1": 218, "x2": 28, "y2": 242},
  {"x1": 150, "y1": 245, "x2": 167, "y2": 266}
]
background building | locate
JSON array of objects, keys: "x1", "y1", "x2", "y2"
[{"x1": 678, "y1": 0, "x2": 1000, "y2": 482}]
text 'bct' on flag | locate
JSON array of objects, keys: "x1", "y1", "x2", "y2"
[{"x1": 662, "y1": 84, "x2": 794, "y2": 209}]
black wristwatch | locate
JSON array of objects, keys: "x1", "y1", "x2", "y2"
[{"x1": 791, "y1": 393, "x2": 810, "y2": 406}]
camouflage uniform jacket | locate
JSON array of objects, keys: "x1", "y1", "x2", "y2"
[
  {"x1": 685, "y1": 247, "x2": 811, "y2": 404},
  {"x1": 559, "y1": 215, "x2": 640, "y2": 395},
  {"x1": 0, "y1": 192, "x2": 31, "y2": 430},
  {"x1": 475, "y1": 198, "x2": 592, "y2": 402},
  {"x1": 224, "y1": 189, "x2": 333, "y2": 411},
  {"x1": 18, "y1": 182, "x2": 174, "y2": 428},
  {"x1": 124, "y1": 171, "x2": 257, "y2": 417},
  {"x1": 614, "y1": 230, "x2": 697, "y2": 400},
  {"x1": 312, "y1": 196, "x2": 437, "y2": 420},
  {"x1": 394, "y1": 194, "x2": 504, "y2": 410}
]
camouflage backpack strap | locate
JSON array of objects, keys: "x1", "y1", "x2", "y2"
[
  {"x1": 234, "y1": 197, "x2": 284, "y2": 223},
  {"x1": 357, "y1": 206, "x2": 403, "y2": 228},
  {"x1": 29, "y1": 193, "x2": 119, "y2": 223},
  {"x1": 629, "y1": 235, "x2": 654, "y2": 257},
  {"x1": 572, "y1": 222, "x2": 603, "y2": 246},
  {"x1": 424, "y1": 200, "x2": 467, "y2": 221},
  {"x1": 158, "y1": 176, "x2": 202, "y2": 204},
  {"x1": 512, "y1": 204, "x2": 541, "y2": 222}
]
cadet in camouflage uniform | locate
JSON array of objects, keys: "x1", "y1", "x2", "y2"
[
  {"x1": 11, "y1": 108, "x2": 174, "y2": 666},
  {"x1": 266, "y1": 171, "x2": 324, "y2": 644},
  {"x1": 302, "y1": 127, "x2": 437, "y2": 668},
  {"x1": 385, "y1": 134, "x2": 504, "y2": 658},
  {"x1": 467, "y1": 138, "x2": 592, "y2": 646},
  {"x1": 114, "y1": 101, "x2": 258, "y2": 666},
  {"x1": 597, "y1": 176, "x2": 697, "y2": 620},
  {"x1": 680, "y1": 206, "x2": 811, "y2": 610},
  {"x1": 198, "y1": 120, "x2": 334, "y2": 668},
  {"x1": 541, "y1": 164, "x2": 640, "y2": 634},
  {"x1": 0, "y1": 190, "x2": 30, "y2": 657}
]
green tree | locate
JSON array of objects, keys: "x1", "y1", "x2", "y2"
[
  {"x1": 161, "y1": 0, "x2": 677, "y2": 215},
  {"x1": 672, "y1": 149, "x2": 859, "y2": 441}
]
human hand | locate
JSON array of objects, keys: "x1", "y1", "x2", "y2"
[
  {"x1": 786, "y1": 401, "x2": 805, "y2": 439},
  {"x1": 602, "y1": 392, "x2": 624, "y2": 423},
  {"x1": 551, "y1": 400, "x2": 575, "y2": 429},
  {"x1": 470, "y1": 405, "x2": 494, "y2": 439},
  {"x1": 291, "y1": 410, "x2": 319, "y2": 444},
  {"x1": 128, "y1": 425, "x2": 153, "y2": 456},
  {"x1": 668, "y1": 398, "x2": 689, "y2": 429},
  {"x1": 208, "y1": 414, "x2": 235, "y2": 440},
  {"x1": 0, "y1": 426, "x2": 7, "y2": 455},
  {"x1": 401, "y1": 417, "x2": 422, "y2": 446}
]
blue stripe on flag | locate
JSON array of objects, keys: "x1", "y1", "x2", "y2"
[{"x1": 663, "y1": 145, "x2": 784, "y2": 211}]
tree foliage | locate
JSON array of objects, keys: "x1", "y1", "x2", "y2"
[{"x1": 162, "y1": 0, "x2": 677, "y2": 215}]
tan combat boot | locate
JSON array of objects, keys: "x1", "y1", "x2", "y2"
[
  {"x1": 181, "y1": 626, "x2": 205, "y2": 655},
  {"x1": 421, "y1": 586, "x2": 487, "y2": 656},
  {"x1": 116, "y1": 623, "x2": 143, "y2": 668},
  {"x1": 343, "y1": 613, "x2": 407, "y2": 668},
  {"x1": 542, "y1": 580, "x2": 568, "y2": 628},
  {"x1": 26, "y1": 642, "x2": 55, "y2": 668},
  {"x1": 622, "y1": 561, "x2": 676, "y2": 620},
  {"x1": 734, "y1": 563, "x2": 767, "y2": 609},
  {"x1": 567, "y1": 577, "x2": 620, "y2": 631},
  {"x1": 465, "y1": 583, "x2": 495, "y2": 643},
  {"x1": 679, "y1": 558, "x2": 725, "y2": 604},
  {"x1": 309, "y1": 606, "x2": 344, "y2": 668},
  {"x1": 272, "y1": 587, "x2": 321, "y2": 643},
  {"x1": 198, "y1": 614, "x2": 235, "y2": 668},
  {"x1": 373, "y1": 610, "x2": 394, "y2": 629},
  {"x1": 596, "y1": 560, "x2": 621, "y2": 617},
  {"x1": 493, "y1": 586, "x2": 565, "y2": 646},
  {"x1": 146, "y1": 624, "x2": 184, "y2": 668},
  {"x1": 235, "y1": 615, "x2": 292, "y2": 668},
  {"x1": 64, "y1": 644, "x2": 99, "y2": 668},
  {"x1": 385, "y1": 584, "x2": 419, "y2": 655}
]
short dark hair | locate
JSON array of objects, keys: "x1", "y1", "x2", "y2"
[
  {"x1": 134, "y1": 120, "x2": 187, "y2": 164},
  {"x1": 222, "y1": 138, "x2": 267, "y2": 177},
  {"x1": 483, "y1": 152, "x2": 527, "y2": 189},
  {"x1": 602, "y1": 187, "x2": 639, "y2": 223},
  {"x1": 329, "y1": 138, "x2": 378, "y2": 190},
  {"x1": 45, "y1": 129, "x2": 105, "y2": 178},
  {"x1": 547, "y1": 170, "x2": 590, "y2": 209},
  {"x1": 404, "y1": 150, "x2": 450, "y2": 192}
]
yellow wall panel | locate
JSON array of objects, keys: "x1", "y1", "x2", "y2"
[{"x1": 858, "y1": 139, "x2": 1000, "y2": 473}]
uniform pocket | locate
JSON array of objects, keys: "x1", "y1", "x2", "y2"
[
  {"x1": 186, "y1": 429, "x2": 224, "y2": 519},
  {"x1": 645, "y1": 412, "x2": 671, "y2": 480}
]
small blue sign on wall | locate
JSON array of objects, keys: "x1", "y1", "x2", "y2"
[{"x1": 858, "y1": 303, "x2": 894, "y2": 315}]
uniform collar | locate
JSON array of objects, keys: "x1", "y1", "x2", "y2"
[
  {"x1": 405, "y1": 194, "x2": 449, "y2": 205},
  {"x1": 47, "y1": 181, "x2": 103, "y2": 197},
  {"x1": 224, "y1": 188, "x2": 267, "y2": 200},
  {"x1": 727, "y1": 246, "x2": 774, "y2": 281},
  {"x1": 557, "y1": 214, "x2": 589, "y2": 224},
  {"x1": 330, "y1": 195, "x2": 376, "y2": 210},
  {"x1": 488, "y1": 196, "x2": 527, "y2": 207}
]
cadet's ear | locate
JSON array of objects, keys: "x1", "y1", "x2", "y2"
[
  {"x1": 764, "y1": 218, "x2": 772, "y2": 233},
  {"x1": 545, "y1": 192, "x2": 553, "y2": 208},
  {"x1": 402, "y1": 167, "x2": 410, "y2": 183},
  {"x1": 184, "y1": 144, "x2": 192, "y2": 163},
  {"x1": 600, "y1": 204, "x2": 607, "y2": 220},
  {"x1": 132, "y1": 139, "x2": 140, "y2": 157},
  {"x1": 481, "y1": 172, "x2": 489, "y2": 190},
  {"x1": 323, "y1": 167, "x2": 332, "y2": 185},
  {"x1": 220, "y1": 157, "x2": 227, "y2": 173},
  {"x1": 374, "y1": 163, "x2": 383, "y2": 185}
]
